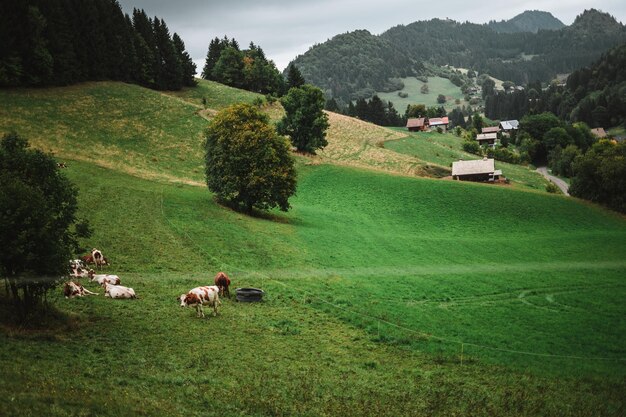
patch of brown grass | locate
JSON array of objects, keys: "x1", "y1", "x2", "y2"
[{"x1": 319, "y1": 112, "x2": 445, "y2": 177}]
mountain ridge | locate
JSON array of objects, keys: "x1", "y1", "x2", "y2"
[
  {"x1": 289, "y1": 9, "x2": 625, "y2": 103},
  {"x1": 488, "y1": 10, "x2": 565, "y2": 33}
]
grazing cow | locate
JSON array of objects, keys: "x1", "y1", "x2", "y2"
[
  {"x1": 91, "y1": 248, "x2": 105, "y2": 269},
  {"x1": 88, "y1": 269, "x2": 120, "y2": 287},
  {"x1": 214, "y1": 272, "x2": 231, "y2": 298},
  {"x1": 64, "y1": 281, "x2": 99, "y2": 298},
  {"x1": 178, "y1": 285, "x2": 221, "y2": 318},
  {"x1": 104, "y1": 283, "x2": 136, "y2": 299}
]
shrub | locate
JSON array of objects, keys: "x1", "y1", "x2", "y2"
[
  {"x1": 486, "y1": 146, "x2": 524, "y2": 164},
  {"x1": 252, "y1": 97, "x2": 264, "y2": 107},
  {"x1": 546, "y1": 182, "x2": 560, "y2": 193},
  {"x1": 462, "y1": 140, "x2": 481, "y2": 155}
]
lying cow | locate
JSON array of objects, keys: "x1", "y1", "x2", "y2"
[
  {"x1": 88, "y1": 269, "x2": 120, "y2": 287},
  {"x1": 104, "y1": 283, "x2": 136, "y2": 299},
  {"x1": 64, "y1": 281, "x2": 99, "y2": 298},
  {"x1": 178, "y1": 285, "x2": 221, "y2": 318},
  {"x1": 69, "y1": 259, "x2": 89, "y2": 278},
  {"x1": 214, "y1": 272, "x2": 231, "y2": 298}
]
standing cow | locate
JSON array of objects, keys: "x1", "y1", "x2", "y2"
[
  {"x1": 91, "y1": 248, "x2": 105, "y2": 269},
  {"x1": 178, "y1": 286, "x2": 221, "y2": 318},
  {"x1": 214, "y1": 272, "x2": 231, "y2": 298}
]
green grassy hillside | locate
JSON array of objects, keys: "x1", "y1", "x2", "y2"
[
  {"x1": 385, "y1": 129, "x2": 550, "y2": 191},
  {"x1": 1, "y1": 81, "x2": 625, "y2": 416},
  {"x1": 376, "y1": 76, "x2": 470, "y2": 111}
]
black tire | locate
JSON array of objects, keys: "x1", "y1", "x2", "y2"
[{"x1": 236, "y1": 288, "x2": 265, "y2": 302}]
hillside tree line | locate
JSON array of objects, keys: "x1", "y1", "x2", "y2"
[
  {"x1": 201, "y1": 37, "x2": 287, "y2": 96},
  {"x1": 0, "y1": 0, "x2": 196, "y2": 90}
]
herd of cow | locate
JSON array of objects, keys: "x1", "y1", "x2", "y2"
[{"x1": 64, "y1": 248, "x2": 232, "y2": 318}]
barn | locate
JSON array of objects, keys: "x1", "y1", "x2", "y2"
[
  {"x1": 406, "y1": 118, "x2": 428, "y2": 132},
  {"x1": 452, "y1": 157, "x2": 502, "y2": 182}
]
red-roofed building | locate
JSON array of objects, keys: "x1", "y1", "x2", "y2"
[
  {"x1": 428, "y1": 117, "x2": 449, "y2": 132},
  {"x1": 406, "y1": 118, "x2": 428, "y2": 132},
  {"x1": 482, "y1": 126, "x2": 500, "y2": 134}
]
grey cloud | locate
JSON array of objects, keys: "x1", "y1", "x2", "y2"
[{"x1": 118, "y1": 1, "x2": 625, "y2": 71}]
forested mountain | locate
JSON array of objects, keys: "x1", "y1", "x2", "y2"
[
  {"x1": 292, "y1": 30, "x2": 418, "y2": 101},
  {"x1": 0, "y1": 0, "x2": 195, "y2": 90},
  {"x1": 485, "y1": 42, "x2": 626, "y2": 129},
  {"x1": 288, "y1": 9, "x2": 626, "y2": 102},
  {"x1": 487, "y1": 10, "x2": 565, "y2": 33}
]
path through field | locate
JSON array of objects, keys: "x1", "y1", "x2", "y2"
[{"x1": 537, "y1": 166, "x2": 570, "y2": 195}]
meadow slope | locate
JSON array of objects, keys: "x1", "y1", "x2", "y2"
[{"x1": 1, "y1": 81, "x2": 625, "y2": 416}]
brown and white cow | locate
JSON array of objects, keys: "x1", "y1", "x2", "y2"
[
  {"x1": 88, "y1": 269, "x2": 121, "y2": 287},
  {"x1": 104, "y1": 283, "x2": 136, "y2": 299},
  {"x1": 178, "y1": 285, "x2": 221, "y2": 318},
  {"x1": 91, "y1": 248, "x2": 106, "y2": 269},
  {"x1": 63, "y1": 281, "x2": 99, "y2": 298},
  {"x1": 214, "y1": 272, "x2": 231, "y2": 298},
  {"x1": 69, "y1": 259, "x2": 89, "y2": 278}
]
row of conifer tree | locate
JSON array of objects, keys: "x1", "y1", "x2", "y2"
[{"x1": 0, "y1": 0, "x2": 196, "y2": 90}]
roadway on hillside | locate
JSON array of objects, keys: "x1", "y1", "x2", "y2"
[{"x1": 537, "y1": 166, "x2": 570, "y2": 195}]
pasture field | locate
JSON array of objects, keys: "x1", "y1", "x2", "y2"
[
  {"x1": 2, "y1": 160, "x2": 625, "y2": 416},
  {"x1": 384, "y1": 129, "x2": 551, "y2": 191},
  {"x1": 1, "y1": 81, "x2": 625, "y2": 416},
  {"x1": 376, "y1": 76, "x2": 469, "y2": 111}
]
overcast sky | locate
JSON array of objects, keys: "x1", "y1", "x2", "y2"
[{"x1": 117, "y1": 0, "x2": 625, "y2": 72}]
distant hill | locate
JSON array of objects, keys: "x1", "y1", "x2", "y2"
[
  {"x1": 289, "y1": 9, "x2": 625, "y2": 103},
  {"x1": 488, "y1": 10, "x2": 565, "y2": 33}
]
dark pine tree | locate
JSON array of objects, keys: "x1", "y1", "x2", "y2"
[
  {"x1": 286, "y1": 63, "x2": 305, "y2": 89},
  {"x1": 172, "y1": 33, "x2": 197, "y2": 86},
  {"x1": 153, "y1": 18, "x2": 182, "y2": 90},
  {"x1": 202, "y1": 37, "x2": 227, "y2": 80}
]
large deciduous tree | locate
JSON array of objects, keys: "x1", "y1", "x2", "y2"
[
  {"x1": 204, "y1": 104, "x2": 297, "y2": 213},
  {"x1": 570, "y1": 140, "x2": 626, "y2": 213},
  {"x1": 278, "y1": 85, "x2": 329, "y2": 154},
  {"x1": 0, "y1": 133, "x2": 91, "y2": 316}
]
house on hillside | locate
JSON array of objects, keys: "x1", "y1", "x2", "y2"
[
  {"x1": 452, "y1": 157, "x2": 502, "y2": 182},
  {"x1": 590, "y1": 127, "x2": 607, "y2": 138},
  {"x1": 428, "y1": 117, "x2": 449, "y2": 132},
  {"x1": 406, "y1": 118, "x2": 428, "y2": 132},
  {"x1": 476, "y1": 132, "x2": 498, "y2": 147},
  {"x1": 499, "y1": 120, "x2": 519, "y2": 136},
  {"x1": 481, "y1": 126, "x2": 500, "y2": 134}
]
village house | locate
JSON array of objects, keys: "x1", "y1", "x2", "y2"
[
  {"x1": 499, "y1": 120, "x2": 519, "y2": 136},
  {"x1": 476, "y1": 132, "x2": 498, "y2": 147},
  {"x1": 428, "y1": 117, "x2": 449, "y2": 132},
  {"x1": 452, "y1": 157, "x2": 502, "y2": 182},
  {"x1": 481, "y1": 126, "x2": 500, "y2": 134},
  {"x1": 406, "y1": 117, "x2": 428, "y2": 132}
]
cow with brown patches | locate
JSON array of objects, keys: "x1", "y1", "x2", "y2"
[
  {"x1": 88, "y1": 269, "x2": 121, "y2": 287},
  {"x1": 63, "y1": 281, "x2": 99, "y2": 298},
  {"x1": 91, "y1": 248, "x2": 106, "y2": 270},
  {"x1": 214, "y1": 272, "x2": 231, "y2": 298},
  {"x1": 104, "y1": 283, "x2": 136, "y2": 299},
  {"x1": 178, "y1": 285, "x2": 221, "y2": 318}
]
